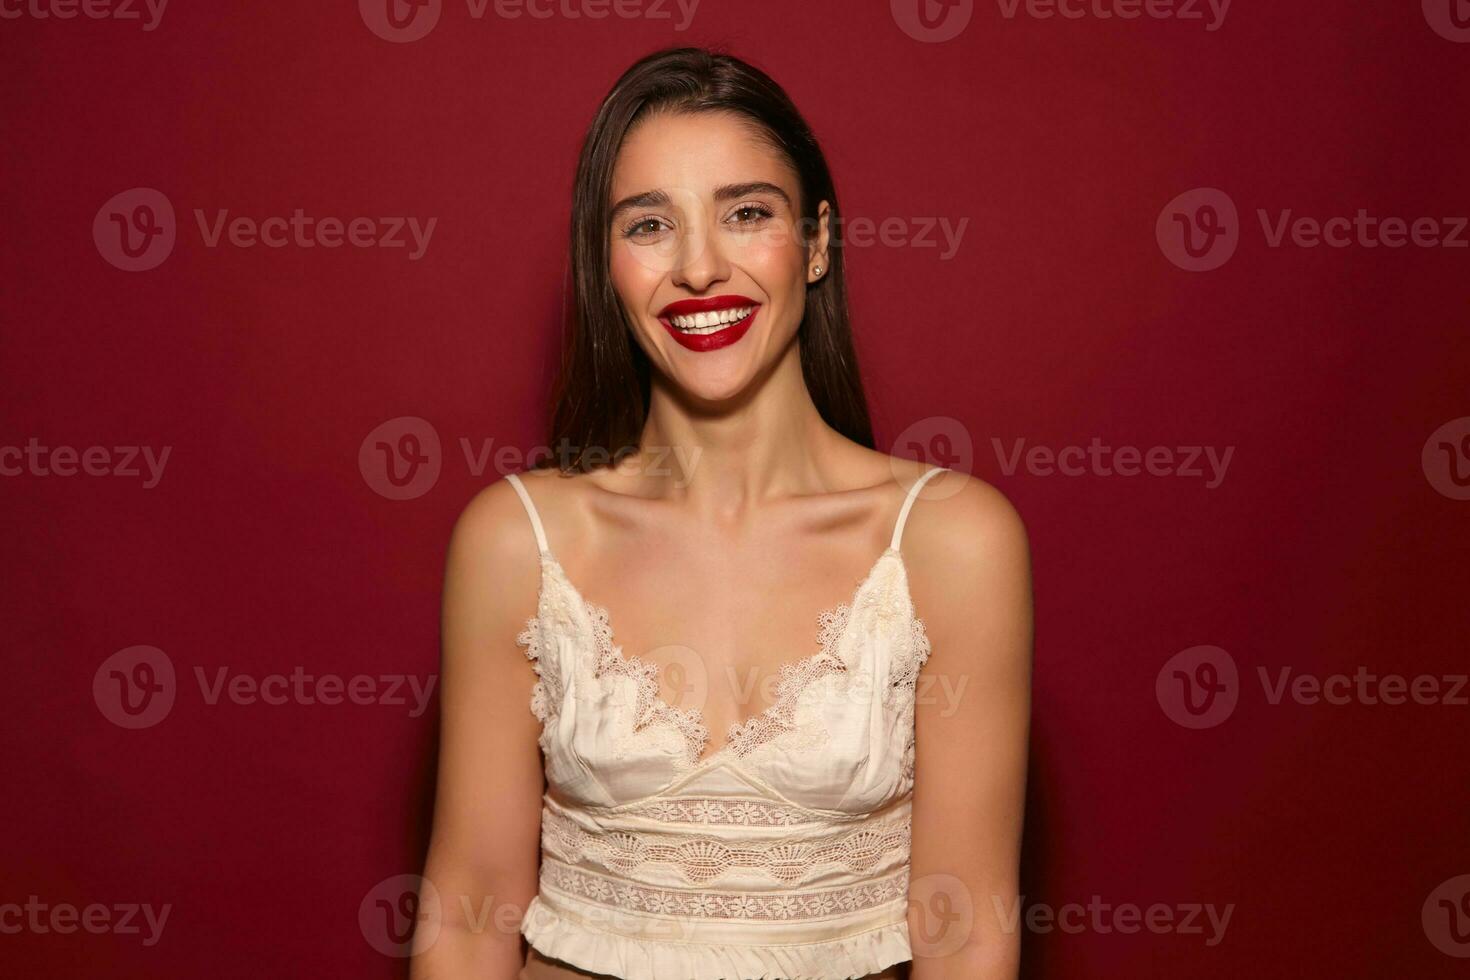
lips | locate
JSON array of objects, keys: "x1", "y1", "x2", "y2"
[{"x1": 656, "y1": 294, "x2": 761, "y2": 353}]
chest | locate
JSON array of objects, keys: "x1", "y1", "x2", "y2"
[{"x1": 525, "y1": 547, "x2": 929, "y2": 814}]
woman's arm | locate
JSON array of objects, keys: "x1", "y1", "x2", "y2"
[
  {"x1": 411, "y1": 481, "x2": 547, "y2": 980},
  {"x1": 905, "y1": 475, "x2": 1033, "y2": 980}
]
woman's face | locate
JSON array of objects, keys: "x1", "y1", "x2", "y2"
[{"x1": 607, "y1": 110, "x2": 828, "y2": 404}]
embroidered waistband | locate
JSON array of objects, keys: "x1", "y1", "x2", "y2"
[
  {"x1": 538, "y1": 858, "x2": 911, "y2": 923},
  {"x1": 542, "y1": 808, "x2": 912, "y2": 885}
]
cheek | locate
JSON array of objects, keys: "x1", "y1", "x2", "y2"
[
  {"x1": 730, "y1": 228, "x2": 807, "y2": 322},
  {"x1": 608, "y1": 241, "x2": 665, "y2": 307},
  {"x1": 733, "y1": 221, "x2": 805, "y2": 276}
]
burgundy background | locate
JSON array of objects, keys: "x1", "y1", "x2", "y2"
[{"x1": 3, "y1": 2, "x2": 1467, "y2": 977}]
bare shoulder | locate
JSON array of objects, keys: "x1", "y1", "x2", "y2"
[
  {"x1": 896, "y1": 467, "x2": 1033, "y2": 666},
  {"x1": 903, "y1": 468, "x2": 1029, "y2": 565},
  {"x1": 447, "y1": 473, "x2": 547, "y2": 573},
  {"x1": 439, "y1": 473, "x2": 567, "y2": 663}
]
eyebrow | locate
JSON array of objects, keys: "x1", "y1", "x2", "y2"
[{"x1": 609, "y1": 181, "x2": 792, "y2": 220}]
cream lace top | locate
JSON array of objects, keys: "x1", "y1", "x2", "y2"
[{"x1": 504, "y1": 466, "x2": 947, "y2": 980}]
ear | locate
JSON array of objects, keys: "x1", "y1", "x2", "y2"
[{"x1": 806, "y1": 200, "x2": 832, "y2": 284}]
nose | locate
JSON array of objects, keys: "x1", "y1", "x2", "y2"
[{"x1": 670, "y1": 205, "x2": 730, "y2": 294}]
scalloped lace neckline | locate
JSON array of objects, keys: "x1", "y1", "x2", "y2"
[{"x1": 539, "y1": 545, "x2": 909, "y2": 770}]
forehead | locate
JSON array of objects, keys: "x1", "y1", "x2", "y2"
[{"x1": 611, "y1": 110, "x2": 798, "y2": 199}]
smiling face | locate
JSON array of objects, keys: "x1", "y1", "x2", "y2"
[{"x1": 608, "y1": 109, "x2": 828, "y2": 404}]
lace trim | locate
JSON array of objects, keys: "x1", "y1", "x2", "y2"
[
  {"x1": 518, "y1": 550, "x2": 933, "y2": 770},
  {"x1": 540, "y1": 859, "x2": 909, "y2": 921},
  {"x1": 891, "y1": 616, "x2": 931, "y2": 782},
  {"x1": 543, "y1": 811, "x2": 910, "y2": 885},
  {"x1": 723, "y1": 604, "x2": 852, "y2": 757},
  {"x1": 586, "y1": 603, "x2": 711, "y2": 768},
  {"x1": 578, "y1": 598, "x2": 855, "y2": 766},
  {"x1": 625, "y1": 798, "x2": 817, "y2": 827},
  {"x1": 515, "y1": 618, "x2": 558, "y2": 729}
]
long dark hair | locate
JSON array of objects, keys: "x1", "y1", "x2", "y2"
[{"x1": 541, "y1": 46, "x2": 873, "y2": 473}]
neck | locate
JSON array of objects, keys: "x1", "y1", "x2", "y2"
[{"x1": 633, "y1": 341, "x2": 847, "y2": 513}]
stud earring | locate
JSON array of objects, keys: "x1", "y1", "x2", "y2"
[{"x1": 813, "y1": 265, "x2": 823, "y2": 276}]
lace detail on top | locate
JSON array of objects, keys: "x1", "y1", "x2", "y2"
[
  {"x1": 626, "y1": 798, "x2": 821, "y2": 827},
  {"x1": 540, "y1": 859, "x2": 909, "y2": 921},
  {"x1": 515, "y1": 617, "x2": 557, "y2": 731},
  {"x1": 543, "y1": 809, "x2": 911, "y2": 884},
  {"x1": 891, "y1": 614, "x2": 933, "y2": 781},
  {"x1": 723, "y1": 602, "x2": 852, "y2": 757},
  {"x1": 584, "y1": 602, "x2": 711, "y2": 768},
  {"x1": 514, "y1": 555, "x2": 916, "y2": 770}
]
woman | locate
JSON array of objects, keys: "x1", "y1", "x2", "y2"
[{"x1": 414, "y1": 47, "x2": 1032, "y2": 980}]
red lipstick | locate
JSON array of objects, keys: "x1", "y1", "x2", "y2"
[{"x1": 656, "y1": 294, "x2": 761, "y2": 353}]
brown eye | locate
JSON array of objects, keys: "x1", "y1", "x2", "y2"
[
  {"x1": 731, "y1": 204, "x2": 774, "y2": 224},
  {"x1": 623, "y1": 217, "x2": 669, "y2": 240}
]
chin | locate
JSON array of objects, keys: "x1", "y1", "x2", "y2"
[{"x1": 664, "y1": 354, "x2": 760, "y2": 405}]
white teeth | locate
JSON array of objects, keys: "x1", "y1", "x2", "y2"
[{"x1": 667, "y1": 305, "x2": 755, "y2": 334}]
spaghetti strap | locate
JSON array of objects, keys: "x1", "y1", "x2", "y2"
[
  {"x1": 504, "y1": 473, "x2": 550, "y2": 556},
  {"x1": 890, "y1": 466, "x2": 947, "y2": 552}
]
